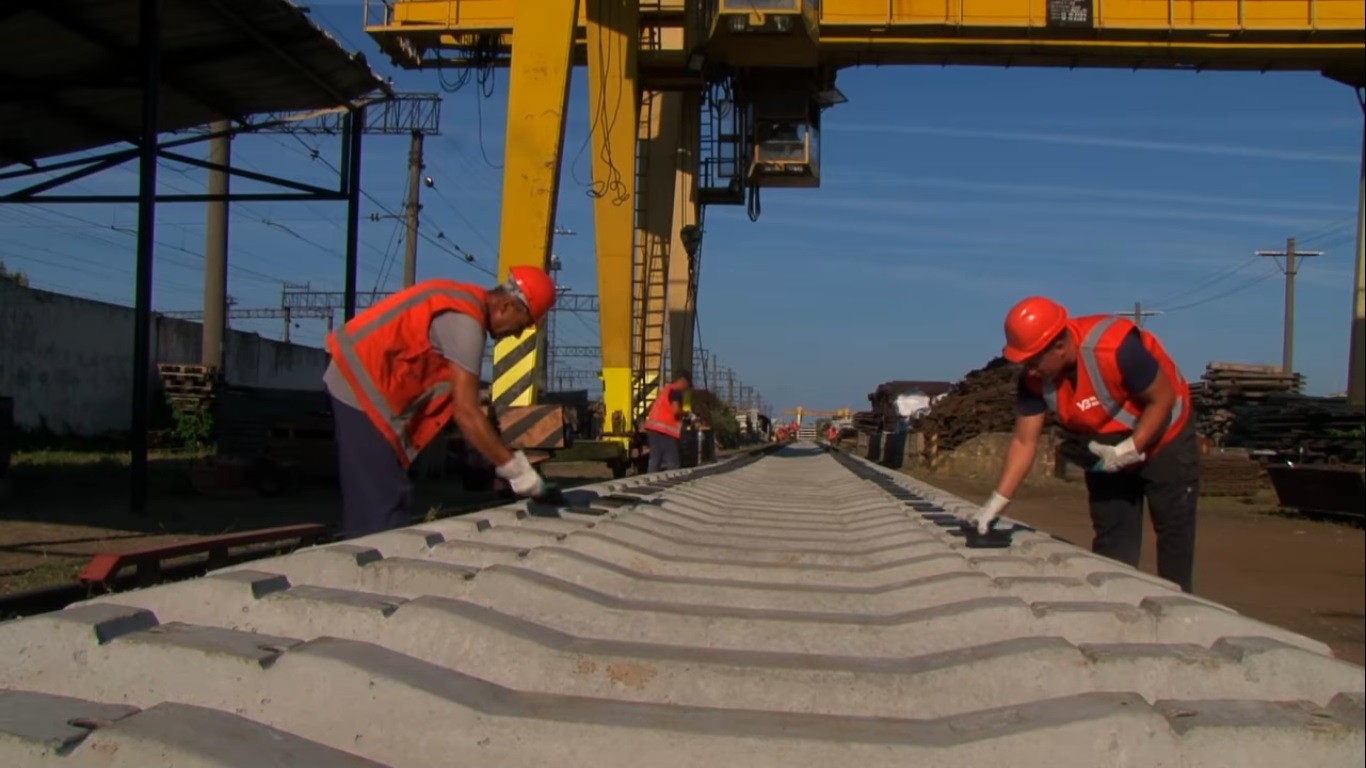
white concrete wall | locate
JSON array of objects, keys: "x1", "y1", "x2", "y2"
[{"x1": 0, "y1": 282, "x2": 328, "y2": 434}]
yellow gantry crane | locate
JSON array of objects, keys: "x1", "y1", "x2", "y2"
[
  {"x1": 364, "y1": 0, "x2": 1366, "y2": 448},
  {"x1": 782, "y1": 407, "x2": 853, "y2": 426}
]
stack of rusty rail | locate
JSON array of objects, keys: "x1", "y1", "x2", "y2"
[
  {"x1": 1191, "y1": 362, "x2": 1303, "y2": 446},
  {"x1": 156, "y1": 363, "x2": 224, "y2": 412},
  {"x1": 1228, "y1": 394, "x2": 1365, "y2": 464}
]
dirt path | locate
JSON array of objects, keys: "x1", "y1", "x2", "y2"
[
  {"x1": 0, "y1": 459, "x2": 615, "y2": 596},
  {"x1": 909, "y1": 471, "x2": 1366, "y2": 665}
]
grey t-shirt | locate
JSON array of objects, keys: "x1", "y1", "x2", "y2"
[{"x1": 323, "y1": 311, "x2": 486, "y2": 410}]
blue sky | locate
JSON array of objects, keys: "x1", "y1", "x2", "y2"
[{"x1": 1, "y1": 3, "x2": 1361, "y2": 415}]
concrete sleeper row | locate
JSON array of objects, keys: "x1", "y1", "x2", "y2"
[{"x1": 0, "y1": 444, "x2": 1360, "y2": 767}]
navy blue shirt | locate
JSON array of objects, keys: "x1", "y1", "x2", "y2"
[{"x1": 1017, "y1": 329, "x2": 1160, "y2": 417}]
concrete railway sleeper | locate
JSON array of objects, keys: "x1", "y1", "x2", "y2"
[{"x1": 0, "y1": 444, "x2": 1361, "y2": 767}]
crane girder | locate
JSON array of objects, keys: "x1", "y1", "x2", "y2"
[
  {"x1": 368, "y1": 0, "x2": 1363, "y2": 78},
  {"x1": 364, "y1": 0, "x2": 1366, "y2": 420}
]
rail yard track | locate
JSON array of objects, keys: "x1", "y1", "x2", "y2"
[{"x1": 0, "y1": 443, "x2": 1361, "y2": 767}]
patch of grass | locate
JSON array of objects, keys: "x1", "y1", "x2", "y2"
[
  {"x1": 0, "y1": 559, "x2": 84, "y2": 597},
  {"x1": 13, "y1": 447, "x2": 211, "y2": 467}
]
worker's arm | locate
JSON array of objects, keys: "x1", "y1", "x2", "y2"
[
  {"x1": 430, "y1": 314, "x2": 541, "y2": 493},
  {"x1": 669, "y1": 388, "x2": 685, "y2": 419},
  {"x1": 973, "y1": 376, "x2": 1046, "y2": 533},
  {"x1": 994, "y1": 374, "x2": 1048, "y2": 495},
  {"x1": 1116, "y1": 330, "x2": 1175, "y2": 453},
  {"x1": 995, "y1": 411, "x2": 1046, "y2": 500},
  {"x1": 448, "y1": 362, "x2": 514, "y2": 467}
]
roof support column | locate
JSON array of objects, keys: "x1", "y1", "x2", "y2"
[
  {"x1": 129, "y1": 0, "x2": 162, "y2": 517},
  {"x1": 1347, "y1": 88, "x2": 1365, "y2": 407},
  {"x1": 343, "y1": 106, "x2": 366, "y2": 322}
]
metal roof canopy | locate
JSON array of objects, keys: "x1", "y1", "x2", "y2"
[
  {"x1": 0, "y1": 0, "x2": 385, "y2": 169},
  {"x1": 0, "y1": 0, "x2": 388, "y2": 517}
]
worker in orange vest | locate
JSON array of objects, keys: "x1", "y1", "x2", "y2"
[
  {"x1": 973, "y1": 296, "x2": 1200, "y2": 593},
  {"x1": 323, "y1": 266, "x2": 557, "y2": 538},
  {"x1": 641, "y1": 371, "x2": 693, "y2": 472}
]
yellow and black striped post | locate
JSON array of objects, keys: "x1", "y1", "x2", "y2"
[{"x1": 491, "y1": 331, "x2": 540, "y2": 410}]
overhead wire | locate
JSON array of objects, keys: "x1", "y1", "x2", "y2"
[{"x1": 1159, "y1": 265, "x2": 1282, "y2": 313}]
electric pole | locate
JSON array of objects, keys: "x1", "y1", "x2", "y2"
[
  {"x1": 201, "y1": 120, "x2": 230, "y2": 366},
  {"x1": 403, "y1": 131, "x2": 425, "y2": 287},
  {"x1": 1257, "y1": 237, "x2": 1323, "y2": 374},
  {"x1": 1114, "y1": 301, "x2": 1162, "y2": 328}
]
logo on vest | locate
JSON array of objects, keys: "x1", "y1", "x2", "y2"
[{"x1": 1076, "y1": 396, "x2": 1102, "y2": 411}]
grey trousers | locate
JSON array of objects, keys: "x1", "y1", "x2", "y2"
[{"x1": 646, "y1": 430, "x2": 681, "y2": 473}]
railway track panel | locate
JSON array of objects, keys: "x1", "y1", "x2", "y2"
[{"x1": 0, "y1": 444, "x2": 1361, "y2": 767}]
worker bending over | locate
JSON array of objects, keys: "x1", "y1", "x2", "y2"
[
  {"x1": 974, "y1": 296, "x2": 1201, "y2": 593},
  {"x1": 642, "y1": 371, "x2": 693, "y2": 472},
  {"x1": 323, "y1": 266, "x2": 557, "y2": 539}
]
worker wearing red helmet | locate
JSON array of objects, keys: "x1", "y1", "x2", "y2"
[
  {"x1": 974, "y1": 296, "x2": 1201, "y2": 593},
  {"x1": 323, "y1": 266, "x2": 557, "y2": 538}
]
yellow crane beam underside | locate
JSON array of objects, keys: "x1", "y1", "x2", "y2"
[
  {"x1": 488, "y1": 0, "x2": 578, "y2": 411},
  {"x1": 634, "y1": 87, "x2": 682, "y2": 425},
  {"x1": 587, "y1": 0, "x2": 638, "y2": 437},
  {"x1": 368, "y1": 0, "x2": 1364, "y2": 76},
  {"x1": 667, "y1": 91, "x2": 701, "y2": 380},
  {"x1": 632, "y1": 25, "x2": 689, "y2": 425}
]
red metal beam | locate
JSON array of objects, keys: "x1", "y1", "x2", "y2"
[{"x1": 78, "y1": 523, "x2": 330, "y2": 589}]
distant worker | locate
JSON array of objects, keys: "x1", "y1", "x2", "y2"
[
  {"x1": 323, "y1": 266, "x2": 558, "y2": 539},
  {"x1": 973, "y1": 296, "x2": 1201, "y2": 593},
  {"x1": 641, "y1": 371, "x2": 693, "y2": 472}
]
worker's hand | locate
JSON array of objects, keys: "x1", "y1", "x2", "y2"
[
  {"x1": 1087, "y1": 437, "x2": 1146, "y2": 473},
  {"x1": 495, "y1": 450, "x2": 547, "y2": 497},
  {"x1": 972, "y1": 491, "x2": 1011, "y2": 535}
]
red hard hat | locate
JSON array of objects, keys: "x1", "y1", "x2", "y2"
[
  {"x1": 506, "y1": 265, "x2": 556, "y2": 324},
  {"x1": 1003, "y1": 296, "x2": 1069, "y2": 363}
]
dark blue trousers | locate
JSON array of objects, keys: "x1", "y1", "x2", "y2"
[{"x1": 332, "y1": 397, "x2": 412, "y2": 539}]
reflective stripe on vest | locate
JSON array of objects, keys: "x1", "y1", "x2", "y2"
[
  {"x1": 1041, "y1": 317, "x2": 1185, "y2": 436},
  {"x1": 329, "y1": 284, "x2": 484, "y2": 463}
]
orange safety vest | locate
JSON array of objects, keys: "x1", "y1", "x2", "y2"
[
  {"x1": 326, "y1": 279, "x2": 488, "y2": 466},
  {"x1": 643, "y1": 383, "x2": 683, "y2": 438},
  {"x1": 1026, "y1": 314, "x2": 1190, "y2": 456}
]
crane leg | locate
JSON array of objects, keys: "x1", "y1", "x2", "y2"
[
  {"x1": 491, "y1": 0, "x2": 580, "y2": 411},
  {"x1": 633, "y1": 89, "x2": 683, "y2": 424},
  {"x1": 1348, "y1": 94, "x2": 1365, "y2": 407},
  {"x1": 587, "y1": 0, "x2": 639, "y2": 436},
  {"x1": 667, "y1": 91, "x2": 702, "y2": 378}
]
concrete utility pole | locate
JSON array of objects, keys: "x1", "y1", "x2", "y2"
[
  {"x1": 1257, "y1": 237, "x2": 1323, "y2": 374},
  {"x1": 1114, "y1": 301, "x2": 1162, "y2": 329},
  {"x1": 403, "y1": 131, "x2": 425, "y2": 287},
  {"x1": 201, "y1": 120, "x2": 231, "y2": 367}
]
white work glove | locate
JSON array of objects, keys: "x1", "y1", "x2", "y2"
[
  {"x1": 495, "y1": 450, "x2": 547, "y2": 497},
  {"x1": 972, "y1": 491, "x2": 1011, "y2": 535},
  {"x1": 1086, "y1": 437, "x2": 1146, "y2": 473}
]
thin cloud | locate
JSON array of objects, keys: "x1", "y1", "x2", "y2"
[
  {"x1": 820, "y1": 176, "x2": 1356, "y2": 214},
  {"x1": 768, "y1": 195, "x2": 1334, "y2": 230},
  {"x1": 832, "y1": 124, "x2": 1358, "y2": 164}
]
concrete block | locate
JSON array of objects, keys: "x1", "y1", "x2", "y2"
[
  {"x1": 66, "y1": 701, "x2": 390, "y2": 767},
  {"x1": 0, "y1": 690, "x2": 138, "y2": 760}
]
